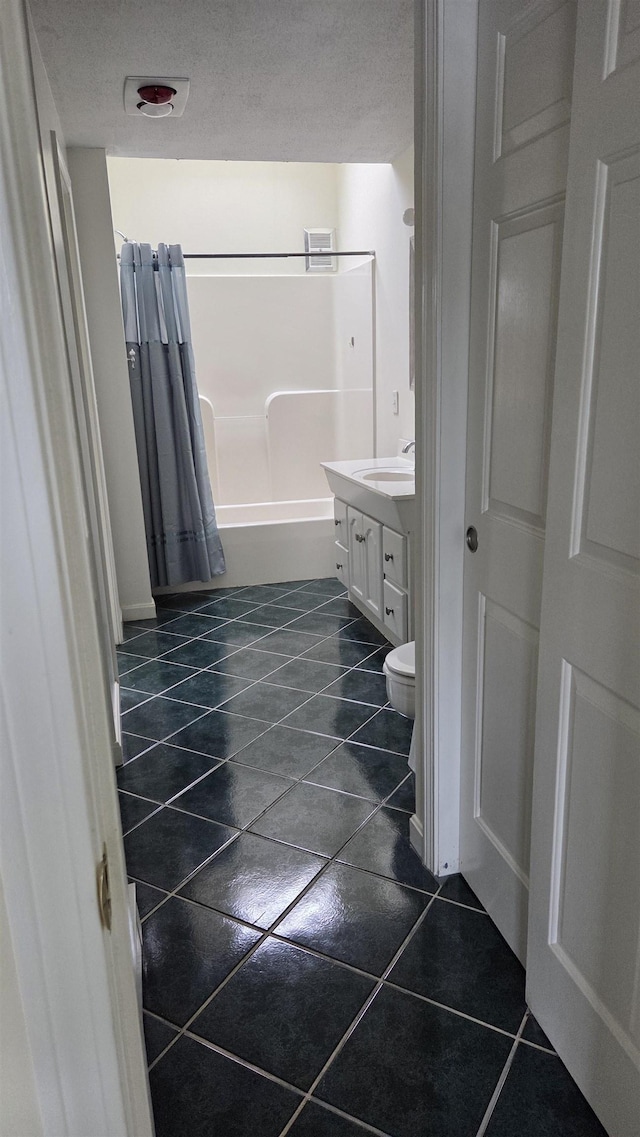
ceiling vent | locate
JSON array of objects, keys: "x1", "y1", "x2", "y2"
[
  {"x1": 124, "y1": 77, "x2": 190, "y2": 118},
  {"x1": 304, "y1": 229, "x2": 336, "y2": 272}
]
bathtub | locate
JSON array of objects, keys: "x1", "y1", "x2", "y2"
[
  {"x1": 152, "y1": 498, "x2": 336, "y2": 595},
  {"x1": 211, "y1": 498, "x2": 335, "y2": 587},
  {"x1": 216, "y1": 499, "x2": 332, "y2": 527}
]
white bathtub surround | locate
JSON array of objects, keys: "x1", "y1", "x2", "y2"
[
  {"x1": 153, "y1": 500, "x2": 335, "y2": 593},
  {"x1": 107, "y1": 154, "x2": 414, "y2": 462},
  {"x1": 187, "y1": 267, "x2": 374, "y2": 507}
]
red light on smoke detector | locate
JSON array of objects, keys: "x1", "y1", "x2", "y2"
[
  {"x1": 124, "y1": 76, "x2": 189, "y2": 118},
  {"x1": 137, "y1": 84, "x2": 176, "y2": 105}
]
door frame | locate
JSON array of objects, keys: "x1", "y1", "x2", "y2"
[
  {"x1": 48, "y1": 131, "x2": 124, "y2": 757},
  {"x1": 1, "y1": 0, "x2": 476, "y2": 1124},
  {"x1": 413, "y1": 0, "x2": 477, "y2": 875},
  {"x1": 0, "y1": 2, "x2": 153, "y2": 1133}
]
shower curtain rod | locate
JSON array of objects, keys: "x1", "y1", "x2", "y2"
[
  {"x1": 180, "y1": 251, "x2": 375, "y2": 259},
  {"x1": 116, "y1": 247, "x2": 375, "y2": 261}
]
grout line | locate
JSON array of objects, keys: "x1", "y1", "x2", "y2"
[
  {"x1": 473, "y1": 1011, "x2": 529, "y2": 1137},
  {"x1": 125, "y1": 746, "x2": 416, "y2": 922},
  {"x1": 118, "y1": 792, "x2": 164, "y2": 836},
  {"x1": 141, "y1": 802, "x2": 375, "y2": 1012},
  {"x1": 139, "y1": 876, "x2": 521, "y2": 1058},
  {"x1": 262, "y1": 935, "x2": 385, "y2": 985},
  {"x1": 519, "y1": 1037, "x2": 557, "y2": 1055},
  {"x1": 130, "y1": 737, "x2": 351, "y2": 919},
  {"x1": 121, "y1": 702, "x2": 212, "y2": 740},
  {"x1": 166, "y1": 765, "x2": 299, "y2": 823},
  {"x1": 122, "y1": 587, "x2": 403, "y2": 1091},
  {"x1": 158, "y1": 888, "x2": 266, "y2": 936},
  {"x1": 180, "y1": 1033, "x2": 307, "y2": 1099},
  {"x1": 380, "y1": 979, "x2": 524, "y2": 1039},
  {"x1": 119, "y1": 690, "x2": 157, "y2": 711},
  {"x1": 301, "y1": 857, "x2": 435, "y2": 897},
  {"x1": 140, "y1": 1009, "x2": 181, "y2": 1067},
  {"x1": 126, "y1": 582, "x2": 533, "y2": 1136},
  {"x1": 160, "y1": 1022, "x2": 410, "y2": 1137},
  {"x1": 127, "y1": 701, "x2": 417, "y2": 909},
  {"x1": 143, "y1": 757, "x2": 413, "y2": 1068},
  {"x1": 282, "y1": 1098, "x2": 393, "y2": 1137},
  {"x1": 120, "y1": 733, "x2": 160, "y2": 760},
  {"x1": 129, "y1": 883, "x2": 169, "y2": 922},
  {"x1": 277, "y1": 894, "x2": 441, "y2": 1136},
  {"x1": 429, "y1": 891, "x2": 489, "y2": 914},
  {"x1": 122, "y1": 694, "x2": 217, "y2": 720}
]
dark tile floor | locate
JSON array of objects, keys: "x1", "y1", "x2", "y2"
[{"x1": 118, "y1": 577, "x2": 607, "y2": 1137}]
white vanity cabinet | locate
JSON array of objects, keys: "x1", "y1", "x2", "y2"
[{"x1": 333, "y1": 497, "x2": 411, "y2": 643}]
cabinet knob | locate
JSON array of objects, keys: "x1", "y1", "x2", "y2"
[
  {"x1": 334, "y1": 518, "x2": 341, "y2": 526},
  {"x1": 384, "y1": 552, "x2": 393, "y2": 562},
  {"x1": 355, "y1": 533, "x2": 365, "y2": 543},
  {"x1": 336, "y1": 562, "x2": 343, "y2": 570},
  {"x1": 385, "y1": 606, "x2": 394, "y2": 616}
]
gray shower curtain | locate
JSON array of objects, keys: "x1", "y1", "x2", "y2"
[{"x1": 120, "y1": 242, "x2": 225, "y2": 589}]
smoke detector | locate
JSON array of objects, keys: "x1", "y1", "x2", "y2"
[{"x1": 124, "y1": 77, "x2": 190, "y2": 118}]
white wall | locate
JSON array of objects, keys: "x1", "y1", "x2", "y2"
[
  {"x1": 68, "y1": 149, "x2": 155, "y2": 621},
  {"x1": 188, "y1": 275, "x2": 337, "y2": 417},
  {"x1": 107, "y1": 158, "x2": 340, "y2": 274},
  {"x1": 337, "y1": 147, "x2": 415, "y2": 455}
]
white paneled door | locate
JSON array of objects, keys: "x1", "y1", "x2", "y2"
[
  {"x1": 526, "y1": 3, "x2": 640, "y2": 1134},
  {"x1": 460, "y1": 0, "x2": 576, "y2": 961}
]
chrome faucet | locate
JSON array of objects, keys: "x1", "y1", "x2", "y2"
[{"x1": 402, "y1": 440, "x2": 416, "y2": 454}]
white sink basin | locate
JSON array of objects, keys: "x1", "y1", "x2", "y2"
[
  {"x1": 357, "y1": 468, "x2": 415, "y2": 483},
  {"x1": 320, "y1": 457, "x2": 415, "y2": 532}
]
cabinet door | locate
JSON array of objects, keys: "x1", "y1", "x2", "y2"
[
  {"x1": 334, "y1": 541, "x2": 349, "y2": 589},
  {"x1": 383, "y1": 579, "x2": 408, "y2": 642},
  {"x1": 382, "y1": 526, "x2": 407, "y2": 589},
  {"x1": 334, "y1": 498, "x2": 348, "y2": 544},
  {"x1": 347, "y1": 507, "x2": 365, "y2": 602},
  {"x1": 362, "y1": 515, "x2": 383, "y2": 619}
]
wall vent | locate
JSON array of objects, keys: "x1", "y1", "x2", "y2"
[{"x1": 304, "y1": 228, "x2": 336, "y2": 272}]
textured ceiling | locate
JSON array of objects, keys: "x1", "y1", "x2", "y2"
[{"x1": 29, "y1": 0, "x2": 414, "y2": 162}]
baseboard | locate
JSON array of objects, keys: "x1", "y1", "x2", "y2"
[
  {"x1": 121, "y1": 601, "x2": 157, "y2": 623},
  {"x1": 409, "y1": 811, "x2": 424, "y2": 858}
]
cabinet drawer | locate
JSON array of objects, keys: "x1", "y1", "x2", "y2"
[
  {"x1": 334, "y1": 499, "x2": 348, "y2": 540},
  {"x1": 382, "y1": 527, "x2": 407, "y2": 589},
  {"x1": 334, "y1": 541, "x2": 349, "y2": 588},
  {"x1": 383, "y1": 579, "x2": 408, "y2": 642}
]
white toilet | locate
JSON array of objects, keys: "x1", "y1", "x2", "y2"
[{"x1": 383, "y1": 641, "x2": 417, "y2": 771}]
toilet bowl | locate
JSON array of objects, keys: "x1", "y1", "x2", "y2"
[{"x1": 383, "y1": 640, "x2": 416, "y2": 719}]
